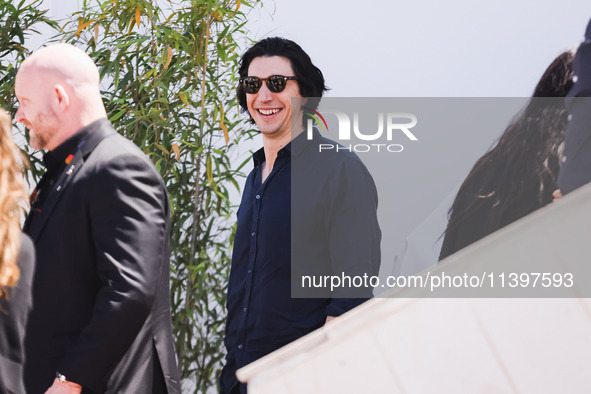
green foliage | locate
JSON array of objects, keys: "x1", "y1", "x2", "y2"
[
  {"x1": 59, "y1": 0, "x2": 261, "y2": 391},
  {"x1": 0, "y1": 0, "x2": 57, "y2": 176}
]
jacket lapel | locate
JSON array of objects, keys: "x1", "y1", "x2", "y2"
[
  {"x1": 26, "y1": 151, "x2": 84, "y2": 242},
  {"x1": 25, "y1": 119, "x2": 116, "y2": 242}
]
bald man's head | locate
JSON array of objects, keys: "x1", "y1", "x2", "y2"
[
  {"x1": 20, "y1": 43, "x2": 101, "y2": 88},
  {"x1": 15, "y1": 43, "x2": 107, "y2": 151}
]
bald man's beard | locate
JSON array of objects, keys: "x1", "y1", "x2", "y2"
[{"x1": 28, "y1": 109, "x2": 59, "y2": 151}]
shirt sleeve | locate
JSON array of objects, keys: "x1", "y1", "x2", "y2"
[{"x1": 323, "y1": 156, "x2": 382, "y2": 316}]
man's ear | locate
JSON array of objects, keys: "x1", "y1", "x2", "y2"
[{"x1": 53, "y1": 84, "x2": 70, "y2": 112}]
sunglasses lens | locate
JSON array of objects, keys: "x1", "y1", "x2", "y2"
[
  {"x1": 242, "y1": 77, "x2": 262, "y2": 94},
  {"x1": 242, "y1": 76, "x2": 292, "y2": 94},
  {"x1": 267, "y1": 76, "x2": 287, "y2": 93}
]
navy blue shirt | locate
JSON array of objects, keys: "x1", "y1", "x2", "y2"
[{"x1": 220, "y1": 131, "x2": 381, "y2": 393}]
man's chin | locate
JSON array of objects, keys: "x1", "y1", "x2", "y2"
[{"x1": 29, "y1": 135, "x2": 45, "y2": 151}]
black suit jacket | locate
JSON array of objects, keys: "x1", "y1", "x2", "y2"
[
  {"x1": 0, "y1": 234, "x2": 35, "y2": 394},
  {"x1": 23, "y1": 119, "x2": 180, "y2": 393}
]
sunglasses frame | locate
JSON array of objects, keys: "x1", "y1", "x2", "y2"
[{"x1": 239, "y1": 75, "x2": 298, "y2": 94}]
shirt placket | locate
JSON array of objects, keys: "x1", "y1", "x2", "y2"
[{"x1": 237, "y1": 169, "x2": 266, "y2": 364}]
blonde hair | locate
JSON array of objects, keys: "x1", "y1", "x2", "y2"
[{"x1": 0, "y1": 109, "x2": 27, "y2": 297}]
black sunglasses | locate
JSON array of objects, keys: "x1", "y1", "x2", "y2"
[{"x1": 239, "y1": 75, "x2": 297, "y2": 94}]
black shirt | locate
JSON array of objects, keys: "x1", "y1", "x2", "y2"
[
  {"x1": 220, "y1": 130, "x2": 381, "y2": 393},
  {"x1": 27, "y1": 125, "x2": 95, "y2": 229}
]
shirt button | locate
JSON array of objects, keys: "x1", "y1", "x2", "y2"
[
  {"x1": 238, "y1": 344, "x2": 243, "y2": 349},
  {"x1": 251, "y1": 232, "x2": 255, "y2": 237},
  {"x1": 247, "y1": 269, "x2": 252, "y2": 274},
  {"x1": 243, "y1": 307, "x2": 247, "y2": 312},
  {"x1": 255, "y1": 194, "x2": 261, "y2": 199}
]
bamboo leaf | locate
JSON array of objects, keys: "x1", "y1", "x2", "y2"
[
  {"x1": 166, "y1": 11, "x2": 177, "y2": 23},
  {"x1": 135, "y1": 6, "x2": 141, "y2": 27},
  {"x1": 155, "y1": 143, "x2": 170, "y2": 155},
  {"x1": 206, "y1": 155, "x2": 213, "y2": 184},
  {"x1": 180, "y1": 140, "x2": 200, "y2": 148},
  {"x1": 172, "y1": 143, "x2": 180, "y2": 160},
  {"x1": 164, "y1": 45, "x2": 172, "y2": 70},
  {"x1": 141, "y1": 68, "x2": 155, "y2": 81},
  {"x1": 220, "y1": 121, "x2": 230, "y2": 145},
  {"x1": 179, "y1": 91, "x2": 188, "y2": 105},
  {"x1": 109, "y1": 108, "x2": 126, "y2": 121},
  {"x1": 219, "y1": 103, "x2": 229, "y2": 145},
  {"x1": 127, "y1": 17, "x2": 135, "y2": 34},
  {"x1": 75, "y1": 18, "x2": 95, "y2": 37}
]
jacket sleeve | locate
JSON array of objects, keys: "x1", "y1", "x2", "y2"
[
  {"x1": 56, "y1": 152, "x2": 169, "y2": 392},
  {"x1": 558, "y1": 18, "x2": 591, "y2": 194},
  {"x1": 0, "y1": 234, "x2": 35, "y2": 394}
]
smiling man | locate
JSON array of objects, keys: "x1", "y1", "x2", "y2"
[{"x1": 220, "y1": 37, "x2": 381, "y2": 393}]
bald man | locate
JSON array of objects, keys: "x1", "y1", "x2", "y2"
[{"x1": 16, "y1": 44, "x2": 180, "y2": 393}]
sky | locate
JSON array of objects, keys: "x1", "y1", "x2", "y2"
[
  {"x1": 245, "y1": 0, "x2": 590, "y2": 97},
  {"x1": 38, "y1": 0, "x2": 591, "y2": 274}
]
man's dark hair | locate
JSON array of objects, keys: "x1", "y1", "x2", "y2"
[{"x1": 237, "y1": 37, "x2": 328, "y2": 116}]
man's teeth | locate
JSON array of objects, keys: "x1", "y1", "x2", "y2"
[{"x1": 259, "y1": 109, "x2": 280, "y2": 115}]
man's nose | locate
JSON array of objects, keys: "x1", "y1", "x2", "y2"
[
  {"x1": 257, "y1": 83, "x2": 273, "y2": 100},
  {"x1": 15, "y1": 106, "x2": 25, "y2": 123}
]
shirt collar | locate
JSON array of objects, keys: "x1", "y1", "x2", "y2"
[
  {"x1": 291, "y1": 128, "x2": 320, "y2": 158},
  {"x1": 251, "y1": 128, "x2": 321, "y2": 166},
  {"x1": 252, "y1": 141, "x2": 293, "y2": 166},
  {"x1": 42, "y1": 118, "x2": 109, "y2": 171}
]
